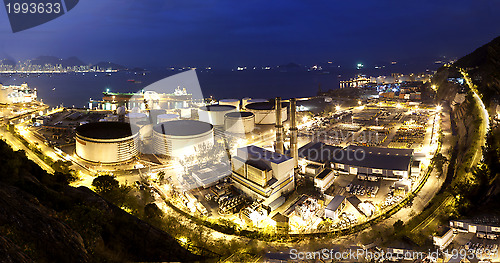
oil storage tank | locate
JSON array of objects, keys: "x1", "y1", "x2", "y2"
[
  {"x1": 245, "y1": 100, "x2": 288, "y2": 125},
  {"x1": 75, "y1": 122, "x2": 139, "y2": 163},
  {"x1": 219, "y1": 99, "x2": 240, "y2": 110},
  {"x1": 152, "y1": 120, "x2": 214, "y2": 157},
  {"x1": 224, "y1": 111, "x2": 255, "y2": 133},
  {"x1": 157, "y1": 113, "x2": 180, "y2": 124},
  {"x1": 198, "y1": 105, "x2": 237, "y2": 126},
  {"x1": 243, "y1": 98, "x2": 268, "y2": 109},
  {"x1": 125, "y1": 112, "x2": 148, "y2": 124}
]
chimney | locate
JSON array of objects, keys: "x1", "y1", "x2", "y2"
[
  {"x1": 290, "y1": 98, "x2": 298, "y2": 168},
  {"x1": 275, "y1": 97, "x2": 284, "y2": 154}
]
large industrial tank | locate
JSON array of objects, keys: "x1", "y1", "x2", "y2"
[
  {"x1": 152, "y1": 120, "x2": 214, "y2": 157},
  {"x1": 219, "y1": 99, "x2": 240, "y2": 110},
  {"x1": 224, "y1": 112, "x2": 255, "y2": 133},
  {"x1": 245, "y1": 100, "x2": 288, "y2": 125},
  {"x1": 75, "y1": 122, "x2": 139, "y2": 163},
  {"x1": 198, "y1": 105, "x2": 237, "y2": 126},
  {"x1": 157, "y1": 113, "x2": 180, "y2": 124}
]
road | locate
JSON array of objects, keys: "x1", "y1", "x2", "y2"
[
  {"x1": 409, "y1": 70, "x2": 490, "y2": 234},
  {"x1": 0, "y1": 126, "x2": 55, "y2": 174}
]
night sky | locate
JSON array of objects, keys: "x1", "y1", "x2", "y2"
[{"x1": 1, "y1": 0, "x2": 500, "y2": 68}]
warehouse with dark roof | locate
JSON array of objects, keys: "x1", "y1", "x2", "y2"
[{"x1": 299, "y1": 142, "x2": 414, "y2": 180}]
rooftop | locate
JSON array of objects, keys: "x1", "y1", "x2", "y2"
[
  {"x1": 316, "y1": 168, "x2": 333, "y2": 180},
  {"x1": 299, "y1": 142, "x2": 413, "y2": 171},
  {"x1": 239, "y1": 145, "x2": 292, "y2": 164},
  {"x1": 333, "y1": 148, "x2": 412, "y2": 171},
  {"x1": 271, "y1": 212, "x2": 289, "y2": 223},
  {"x1": 326, "y1": 195, "x2": 346, "y2": 211},
  {"x1": 298, "y1": 142, "x2": 343, "y2": 163}
]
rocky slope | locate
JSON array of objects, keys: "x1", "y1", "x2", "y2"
[{"x1": 0, "y1": 140, "x2": 204, "y2": 262}]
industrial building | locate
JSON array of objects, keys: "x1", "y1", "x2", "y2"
[
  {"x1": 224, "y1": 111, "x2": 255, "y2": 133},
  {"x1": 299, "y1": 142, "x2": 414, "y2": 180},
  {"x1": 75, "y1": 122, "x2": 139, "y2": 163},
  {"x1": 325, "y1": 195, "x2": 347, "y2": 220},
  {"x1": 152, "y1": 120, "x2": 214, "y2": 157},
  {"x1": 198, "y1": 104, "x2": 237, "y2": 126},
  {"x1": 245, "y1": 100, "x2": 288, "y2": 125},
  {"x1": 314, "y1": 168, "x2": 335, "y2": 192},
  {"x1": 0, "y1": 83, "x2": 37, "y2": 104},
  {"x1": 433, "y1": 226, "x2": 455, "y2": 250},
  {"x1": 450, "y1": 220, "x2": 500, "y2": 240},
  {"x1": 270, "y1": 213, "x2": 289, "y2": 232},
  {"x1": 231, "y1": 145, "x2": 295, "y2": 206},
  {"x1": 90, "y1": 87, "x2": 193, "y2": 111}
]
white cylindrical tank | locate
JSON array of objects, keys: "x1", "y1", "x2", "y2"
[
  {"x1": 152, "y1": 120, "x2": 214, "y2": 157},
  {"x1": 148, "y1": 109, "x2": 166, "y2": 124},
  {"x1": 244, "y1": 99, "x2": 268, "y2": 109},
  {"x1": 219, "y1": 99, "x2": 240, "y2": 110},
  {"x1": 245, "y1": 101, "x2": 288, "y2": 125},
  {"x1": 180, "y1": 108, "x2": 192, "y2": 118},
  {"x1": 242, "y1": 97, "x2": 252, "y2": 109},
  {"x1": 198, "y1": 105, "x2": 237, "y2": 126},
  {"x1": 157, "y1": 113, "x2": 180, "y2": 124},
  {"x1": 75, "y1": 122, "x2": 139, "y2": 163},
  {"x1": 126, "y1": 112, "x2": 148, "y2": 123},
  {"x1": 224, "y1": 112, "x2": 255, "y2": 133},
  {"x1": 135, "y1": 120, "x2": 153, "y2": 141}
]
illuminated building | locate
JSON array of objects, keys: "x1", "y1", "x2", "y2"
[
  {"x1": 0, "y1": 83, "x2": 37, "y2": 104},
  {"x1": 231, "y1": 145, "x2": 295, "y2": 206},
  {"x1": 299, "y1": 142, "x2": 414, "y2": 180},
  {"x1": 92, "y1": 87, "x2": 193, "y2": 111},
  {"x1": 325, "y1": 195, "x2": 346, "y2": 220},
  {"x1": 339, "y1": 75, "x2": 371, "y2": 88}
]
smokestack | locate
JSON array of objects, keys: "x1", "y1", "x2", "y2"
[
  {"x1": 275, "y1": 97, "x2": 284, "y2": 154},
  {"x1": 290, "y1": 98, "x2": 298, "y2": 168}
]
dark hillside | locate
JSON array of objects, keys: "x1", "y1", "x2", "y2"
[{"x1": 0, "y1": 141, "x2": 203, "y2": 262}]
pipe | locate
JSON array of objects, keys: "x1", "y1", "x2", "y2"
[
  {"x1": 290, "y1": 98, "x2": 298, "y2": 168},
  {"x1": 275, "y1": 97, "x2": 284, "y2": 154}
]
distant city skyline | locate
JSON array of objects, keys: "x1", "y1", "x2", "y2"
[{"x1": 1, "y1": 0, "x2": 500, "y2": 69}]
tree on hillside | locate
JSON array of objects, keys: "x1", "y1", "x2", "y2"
[{"x1": 92, "y1": 175, "x2": 119, "y2": 194}]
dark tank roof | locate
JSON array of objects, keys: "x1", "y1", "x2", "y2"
[
  {"x1": 76, "y1": 122, "x2": 138, "y2": 139},
  {"x1": 153, "y1": 120, "x2": 213, "y2": 136},
  {"x1": 245, "y1": 101, "x2": 289, "y2": 110},
  {"x1": 225, "y1": 111, "x2": 254, "y2": 118},
  {"x1": 199, "y1": 105, "x2": 236, "y2": 111}
]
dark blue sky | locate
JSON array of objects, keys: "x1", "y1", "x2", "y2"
[{"x1": 1, "y1": 0, "x2": 500, "y2": 68}]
